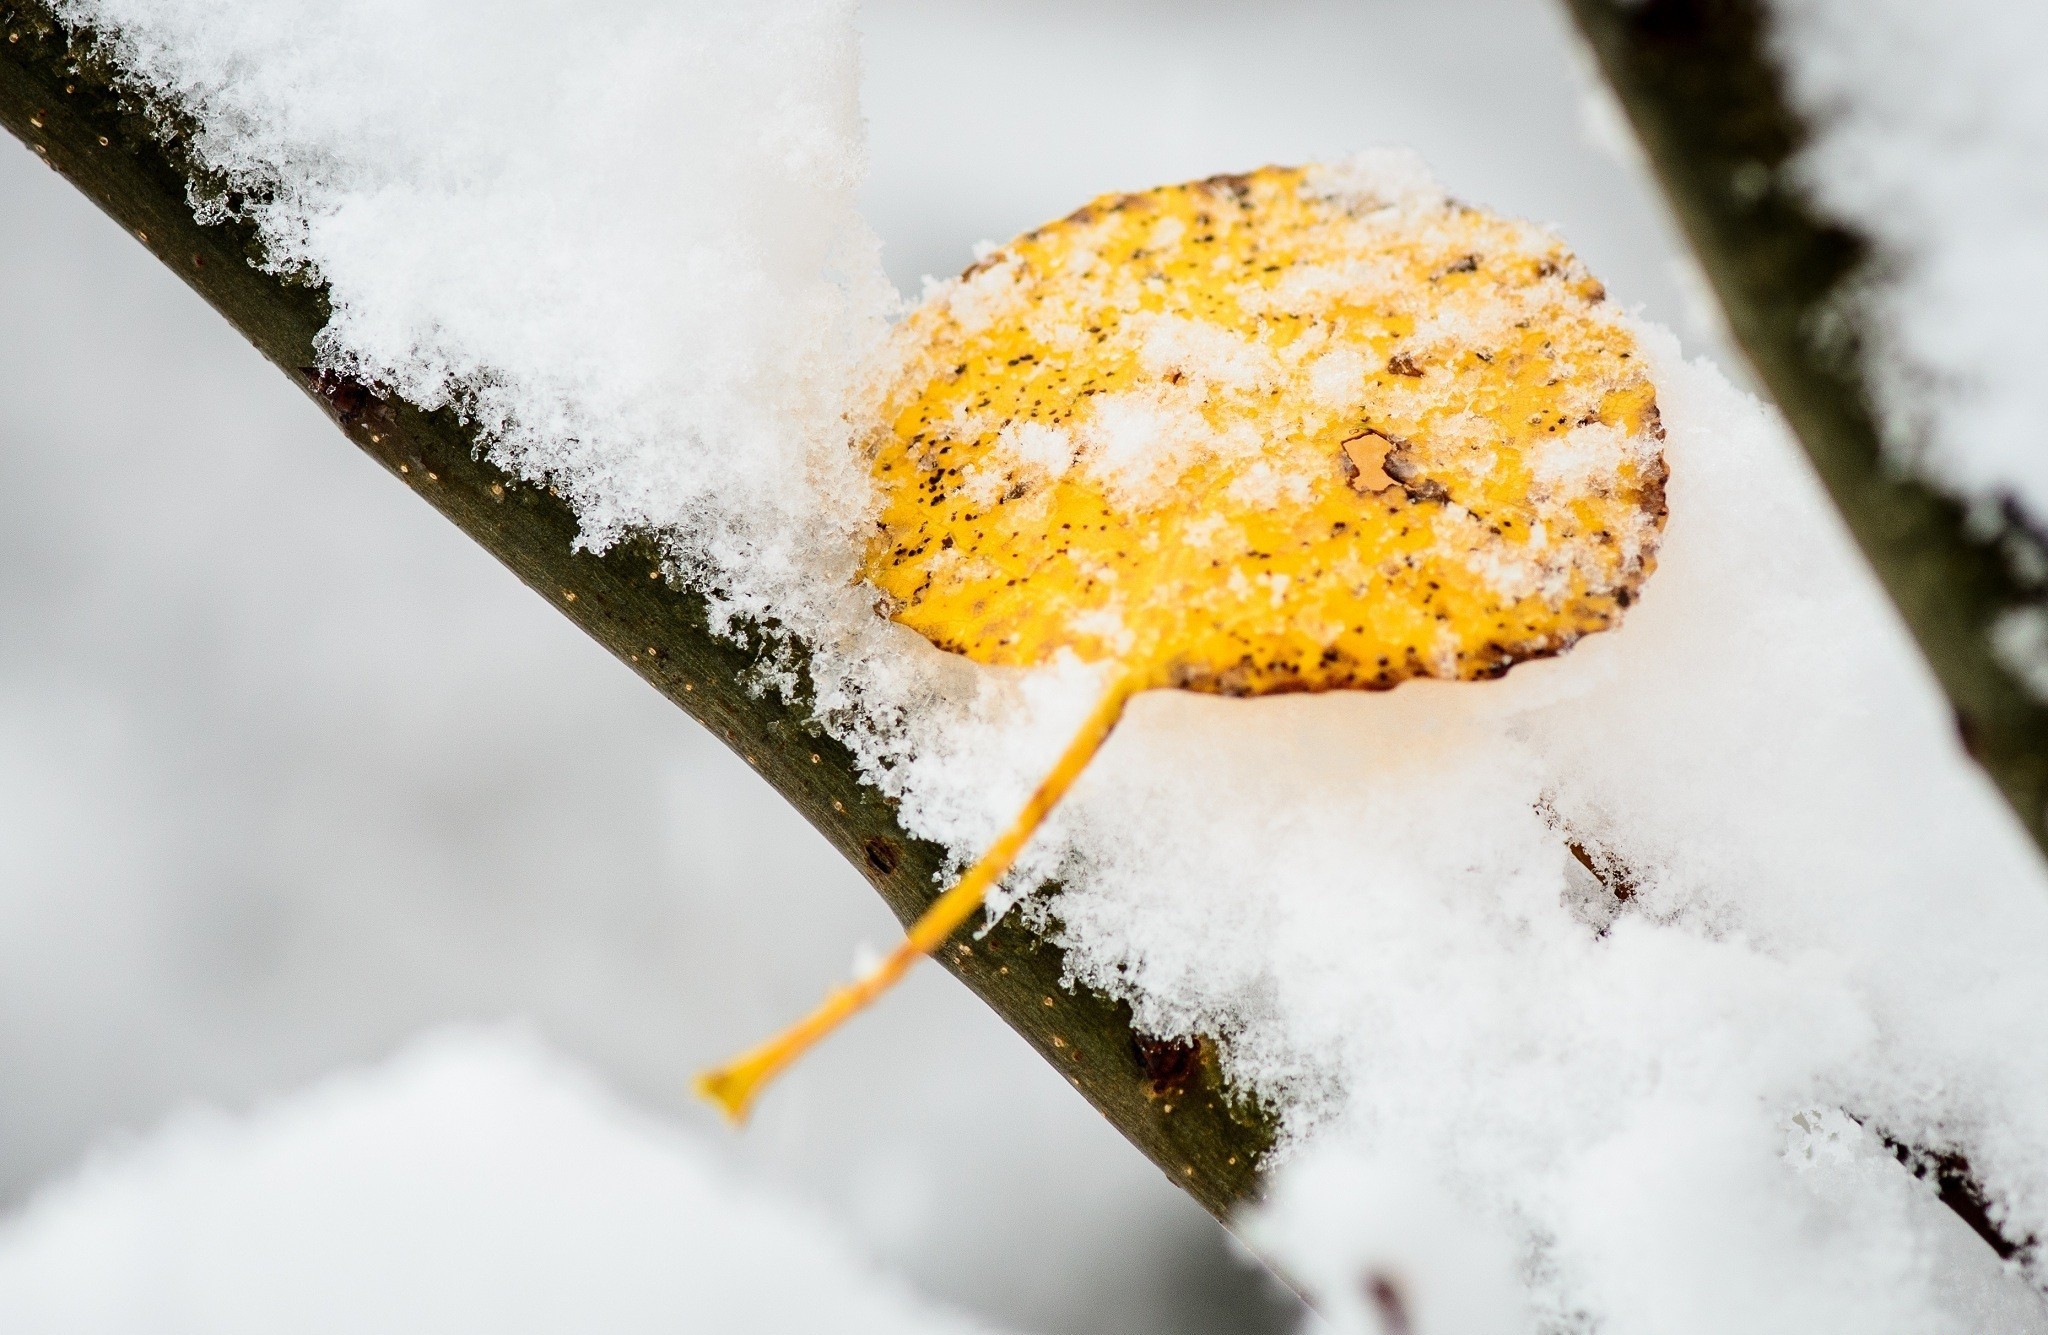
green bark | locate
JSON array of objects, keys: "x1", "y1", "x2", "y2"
[
  {"x1": 1564, "y1": 0, "x2": 2048, "y2": 858},
  {"x1": 0, "y1": 3, "x2": 1273, "y2": 1219}
]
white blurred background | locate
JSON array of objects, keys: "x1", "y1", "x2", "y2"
[{"x1": 0, "y1": 2, "x2": 1732, "y2": 1330}]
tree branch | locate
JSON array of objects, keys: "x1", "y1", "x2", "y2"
[
  {"x1": 0, "y1": 3, "x2": 1273, "y2": 1219},
  {"x1": 1562, "y1": 0, "x2": 2048, "y2": 858}
]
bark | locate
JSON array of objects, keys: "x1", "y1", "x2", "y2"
[
  {"x1": 1564, "y1": 0, "x2": 2048, "y2": 858},
  {"x1": 0, "y1": 3, "x2": 1273, "y2": 1220}
]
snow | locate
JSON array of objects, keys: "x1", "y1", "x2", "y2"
[
  {"x1": 0, "y1": 1029, "x2": 998, "y2": 1335},
  {"x1": 1765, "y1": 0, "x2": 2048, "y2": 515},
  {"x1": 49, "y1": 0, "x2": 893, "y2": 595},
  {"x1": 1244, "y1": 1148, "x2": 1527, "y2": 1335},
  {"x1": 1040, "y1": 330, "x2": 2048, "y2": 1331},
  {"x1": 0, "y1": 114, "x2": 1230, "y2": 1335},
  {"x1": 31, "y1": 0, "x2": 2048, "y2": 1329}
]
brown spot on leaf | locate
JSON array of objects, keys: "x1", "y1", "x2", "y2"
[
  {"x1": 959, "y1": 250, "x2": 1009, "y2": 280},
  {"x1": 1197, "y1": 171, "x2": 1256, "y2": 204},
  {"x1": 1382, "y1": 438, "x2": 1450, "y2": 504}
]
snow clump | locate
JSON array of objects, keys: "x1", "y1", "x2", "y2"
[
  {"x1": 48, "y1": 0, "x2": 895, "y2": 618},
  {"x1": 0, "y1": 1028, "x2": 1000, "y2": 1335}
]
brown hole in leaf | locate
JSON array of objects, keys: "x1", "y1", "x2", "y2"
[{"x1": 1339, "y1": 431, "x2": 1398, "y2": 496}]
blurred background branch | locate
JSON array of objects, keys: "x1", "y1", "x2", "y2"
[
  {"x1": 0, "y1": 0, "x2": 1273, "y2": 1223},
  {"x1": 1564, "y1": 0, "x2": 2048, "y2": 857}
]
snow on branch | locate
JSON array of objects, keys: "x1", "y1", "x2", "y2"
[{"x1": 0, "y1": 0, "x2": 1273, "y2": 1221}]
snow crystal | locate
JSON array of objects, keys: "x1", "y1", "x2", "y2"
[
  {"x1": 1135, "y1": 313, "x2": 1282, "y2": 394},
  {"x1": 0, "y1": 1029, "x2": 997, "y2": 1334},
  {"x1": 41, "y1": 0, "x2": 2048, "y2": 1328},
  {"x1": 1071, "y1": 385, "x2": 1262, "y2": 509},
  {"x1": 1307, "y1": 346, "x2": 1370, "y2": 408},
  {"x1": 991, "y1": 421, "x2": 1075, "y2": 481},
  {"x1": 1305, "y1": 148, "x2": 1450, "y2": 215},
  {"x1": 1765, "y1": 0, "x2": 2048, "y2": 515}
]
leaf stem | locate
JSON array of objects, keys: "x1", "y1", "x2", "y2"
[{"x1": 697, "y1": 676, "x2": 1135, "y2": 1123}]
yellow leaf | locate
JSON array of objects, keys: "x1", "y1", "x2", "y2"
[
  {"x1": 864, "y1": 164, "x2": 1665, "y2": 694},
  {"x1": 697, "y1": 164, "x2": 1667, "y2": 1122}
]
